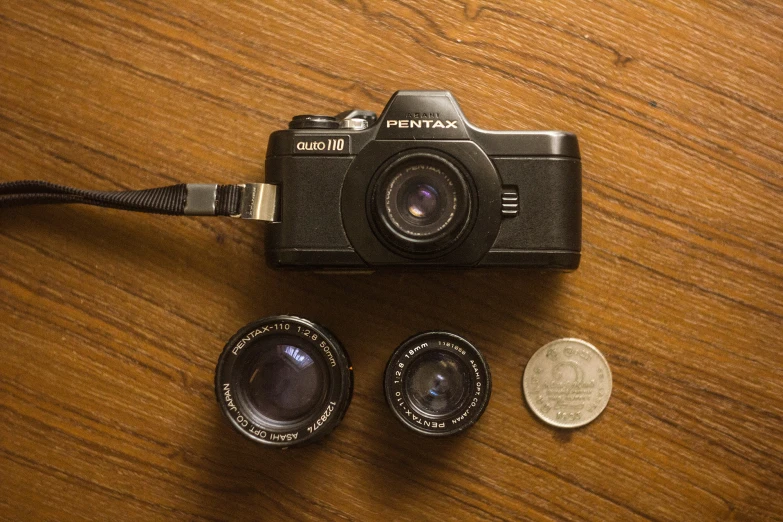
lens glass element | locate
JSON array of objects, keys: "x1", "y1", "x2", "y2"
[
  {"x1": 406, "y1": 183, "x2": 439, "y2": 220},
  {"x1": 240, "y1": 341, "x2": 327, "y2": 423},
  {"x1": 405, "y1": 351, "x2": 470, "y2": 416}
]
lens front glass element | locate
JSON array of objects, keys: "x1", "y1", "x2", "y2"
[
  {"x1": 239, "y1": 339, "x2": 328, "y2": 423},
  {"x1": 405, "y1": 350, "x2": 471, "y2": 416},
  {"x1": 405, "y1": 183, "x2": 439, "y2": 220}
]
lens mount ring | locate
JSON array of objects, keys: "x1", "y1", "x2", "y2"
[
  {"x1": 215, "y1": 316, "x2": 353, "y2": 448},
  {"x1": 384, "y1": 331, "x2": 491, "y2": 436}
]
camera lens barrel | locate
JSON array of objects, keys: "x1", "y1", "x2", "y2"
[
  {"x1": 370, "y1": 150, "x2": 474, "y2": 256},
  {"x1": 215, "y1": 316, "x2": 353, "y2": 448},
  {"x1": 384, "y1": 331, "x2": 491, "y2": 436}
]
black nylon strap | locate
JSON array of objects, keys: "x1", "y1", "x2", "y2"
[
  {"x1": 215, "y1": 184, "x2": 242, "y2": 216},
  {"x1": 0, "y1": 180, "x2": 242, "y2": 216}
]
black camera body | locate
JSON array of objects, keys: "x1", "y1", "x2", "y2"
[{"x1": 264, "y1": 91, "x2": 581, "y2": 269}]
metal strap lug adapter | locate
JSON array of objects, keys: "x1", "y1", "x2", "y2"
[{"x1": 234, "y1": 183, "x2": 279, "y2": 222}]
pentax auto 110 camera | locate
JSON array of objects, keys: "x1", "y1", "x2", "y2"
[
  {"x1": 264, "y1": 90, "x2": 581, "y2": 270},
  {"x1": 0, "y1": 90, "x2": 588, "y2": 448}
]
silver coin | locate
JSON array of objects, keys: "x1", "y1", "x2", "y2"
[{"x1": 523, "y1": 338, "x2": 612, "y2": 428}]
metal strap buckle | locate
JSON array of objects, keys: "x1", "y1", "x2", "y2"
[{"x1": 233, "y1": 183, "x2": 279, "y2": 222}]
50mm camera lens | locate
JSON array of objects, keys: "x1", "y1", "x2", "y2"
[
  {"x1": 215, "y1": 316, "x2": 353, "y2": 448},
  {"x1": 384, "y1": 331, "x2": 491, "y2": 436}
]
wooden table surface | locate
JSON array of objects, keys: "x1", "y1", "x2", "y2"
[{"x1": 1, "y1": 1, "x2": 781, "y2": 520}]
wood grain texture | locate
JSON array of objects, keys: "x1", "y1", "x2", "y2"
[{"x1": 1, "y1": 1, "x2": 781, "y2": 520}]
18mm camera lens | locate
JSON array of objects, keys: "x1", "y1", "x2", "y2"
[
  {"x1": 215, "y1": 316, "x2": 353, "y2": 448},
  {"x1": 384, "y1": 331, "x2": 491, "y2": 436}
]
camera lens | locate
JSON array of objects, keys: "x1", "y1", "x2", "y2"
[
  {"x1": 215, "y1": 316, "x2": 352, "y2": 448},
  {"x1": 371, "y1": 151, "x2": 473, "y2": 256},
  {"x1": 384, "y1": 331, "x2": 491, "y2": 436}
]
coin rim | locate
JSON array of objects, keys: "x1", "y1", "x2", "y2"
[{"x1": 523, "y1": 338, "x2": 612, "y2": 429}]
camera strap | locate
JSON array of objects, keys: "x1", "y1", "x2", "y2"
[{"x1": 0, "y1": 180, "x2": 278, "y2": 221}]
